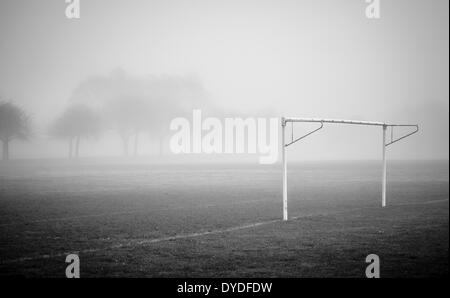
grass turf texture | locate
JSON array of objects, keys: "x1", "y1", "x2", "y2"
[{"x1": 0, "y1": 160, "x2": 448, "y2": 277}]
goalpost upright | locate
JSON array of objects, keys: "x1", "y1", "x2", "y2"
[
  {"x1": 382, "y1": 124, "x2": 387, "y2": 207},
  {"x1": 281, "y1": 117, "x2": 419, "y2": 221},
  {"x1": 282, "y1": 118, "x2": 288, "y2": 221}
]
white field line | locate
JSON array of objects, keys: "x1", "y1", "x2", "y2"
[
  {"x1": 0, "y1": 219, "x2": 280, "y2": 264},
  {"x1": 291, "y1": 198, "x2": 449, "y2": 219},
  {"x1": 1, "y1": 198, "x2": 448, "y2": 265},
  {"x1": 391, "y1": 199, "x2": 449, "y2": 206},
  {"x1": 0, "y1": 199, "x2": 267, "y2": 227}
]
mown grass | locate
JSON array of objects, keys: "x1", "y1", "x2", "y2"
[{"x1": 0, "y1": 160, "x2": 448, "y2": 277}]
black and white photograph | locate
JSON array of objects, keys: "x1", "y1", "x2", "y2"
[{"x1": 0, "y1": 0, "x2": 448, "y2": 289}]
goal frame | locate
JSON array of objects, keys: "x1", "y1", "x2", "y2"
[{"x1": 281, "y1": 117, "x2": 419, "y2": 221}]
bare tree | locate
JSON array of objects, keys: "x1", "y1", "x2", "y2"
[
  {"x1": 0, "y1": 101, "x2": 31, "y2": 160},
  {"x1": 71, "y1": 70, "x2": 215, "y2": 156},
  {"x1": 106, "y1": 96, "x2": 152, "y2": 156},
  {"x1": 49, "y1": 104, "x2": 103, "y2": 158}
]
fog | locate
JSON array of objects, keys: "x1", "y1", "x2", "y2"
[{"x1": 0, "y1": 0, "x2": 448, "y2": 161}]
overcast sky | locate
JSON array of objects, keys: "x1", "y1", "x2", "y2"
[{"x1": 0, "y1": 0, "x2": 448, "y2": 160}]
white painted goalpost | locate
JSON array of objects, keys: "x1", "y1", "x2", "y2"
[{"x1": 281, "y1": 117, "x2": 419, "y2": 221}]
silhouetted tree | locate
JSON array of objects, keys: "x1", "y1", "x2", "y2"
[
  {"x1": 49, "y1": 104, "x2": 103, "y2": 158},
  {"x1": 0, "y1": 101, "x2": 31, "y2": 160},
  {"x1": 106, "y1": 96, "x2": 152, "y2": 156},
  {"x1": 71, "y1": 70, "x2": 215, "y2": 156}
]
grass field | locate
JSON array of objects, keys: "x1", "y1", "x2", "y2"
[{"x1": 0, "y1": 159, "x2": 448, "y2": 278}]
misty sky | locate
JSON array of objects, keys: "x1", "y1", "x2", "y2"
[{"x1": 0, "y1": 0, "x2": 448, "y2": 161}]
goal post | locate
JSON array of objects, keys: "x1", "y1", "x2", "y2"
[{"x1": 281, "y1": 117, "x2": 419, "y2": 221}]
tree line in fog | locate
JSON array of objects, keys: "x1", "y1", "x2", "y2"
[{"x1": 0, "y1": 69, "x2": 214, "y2": 160}]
